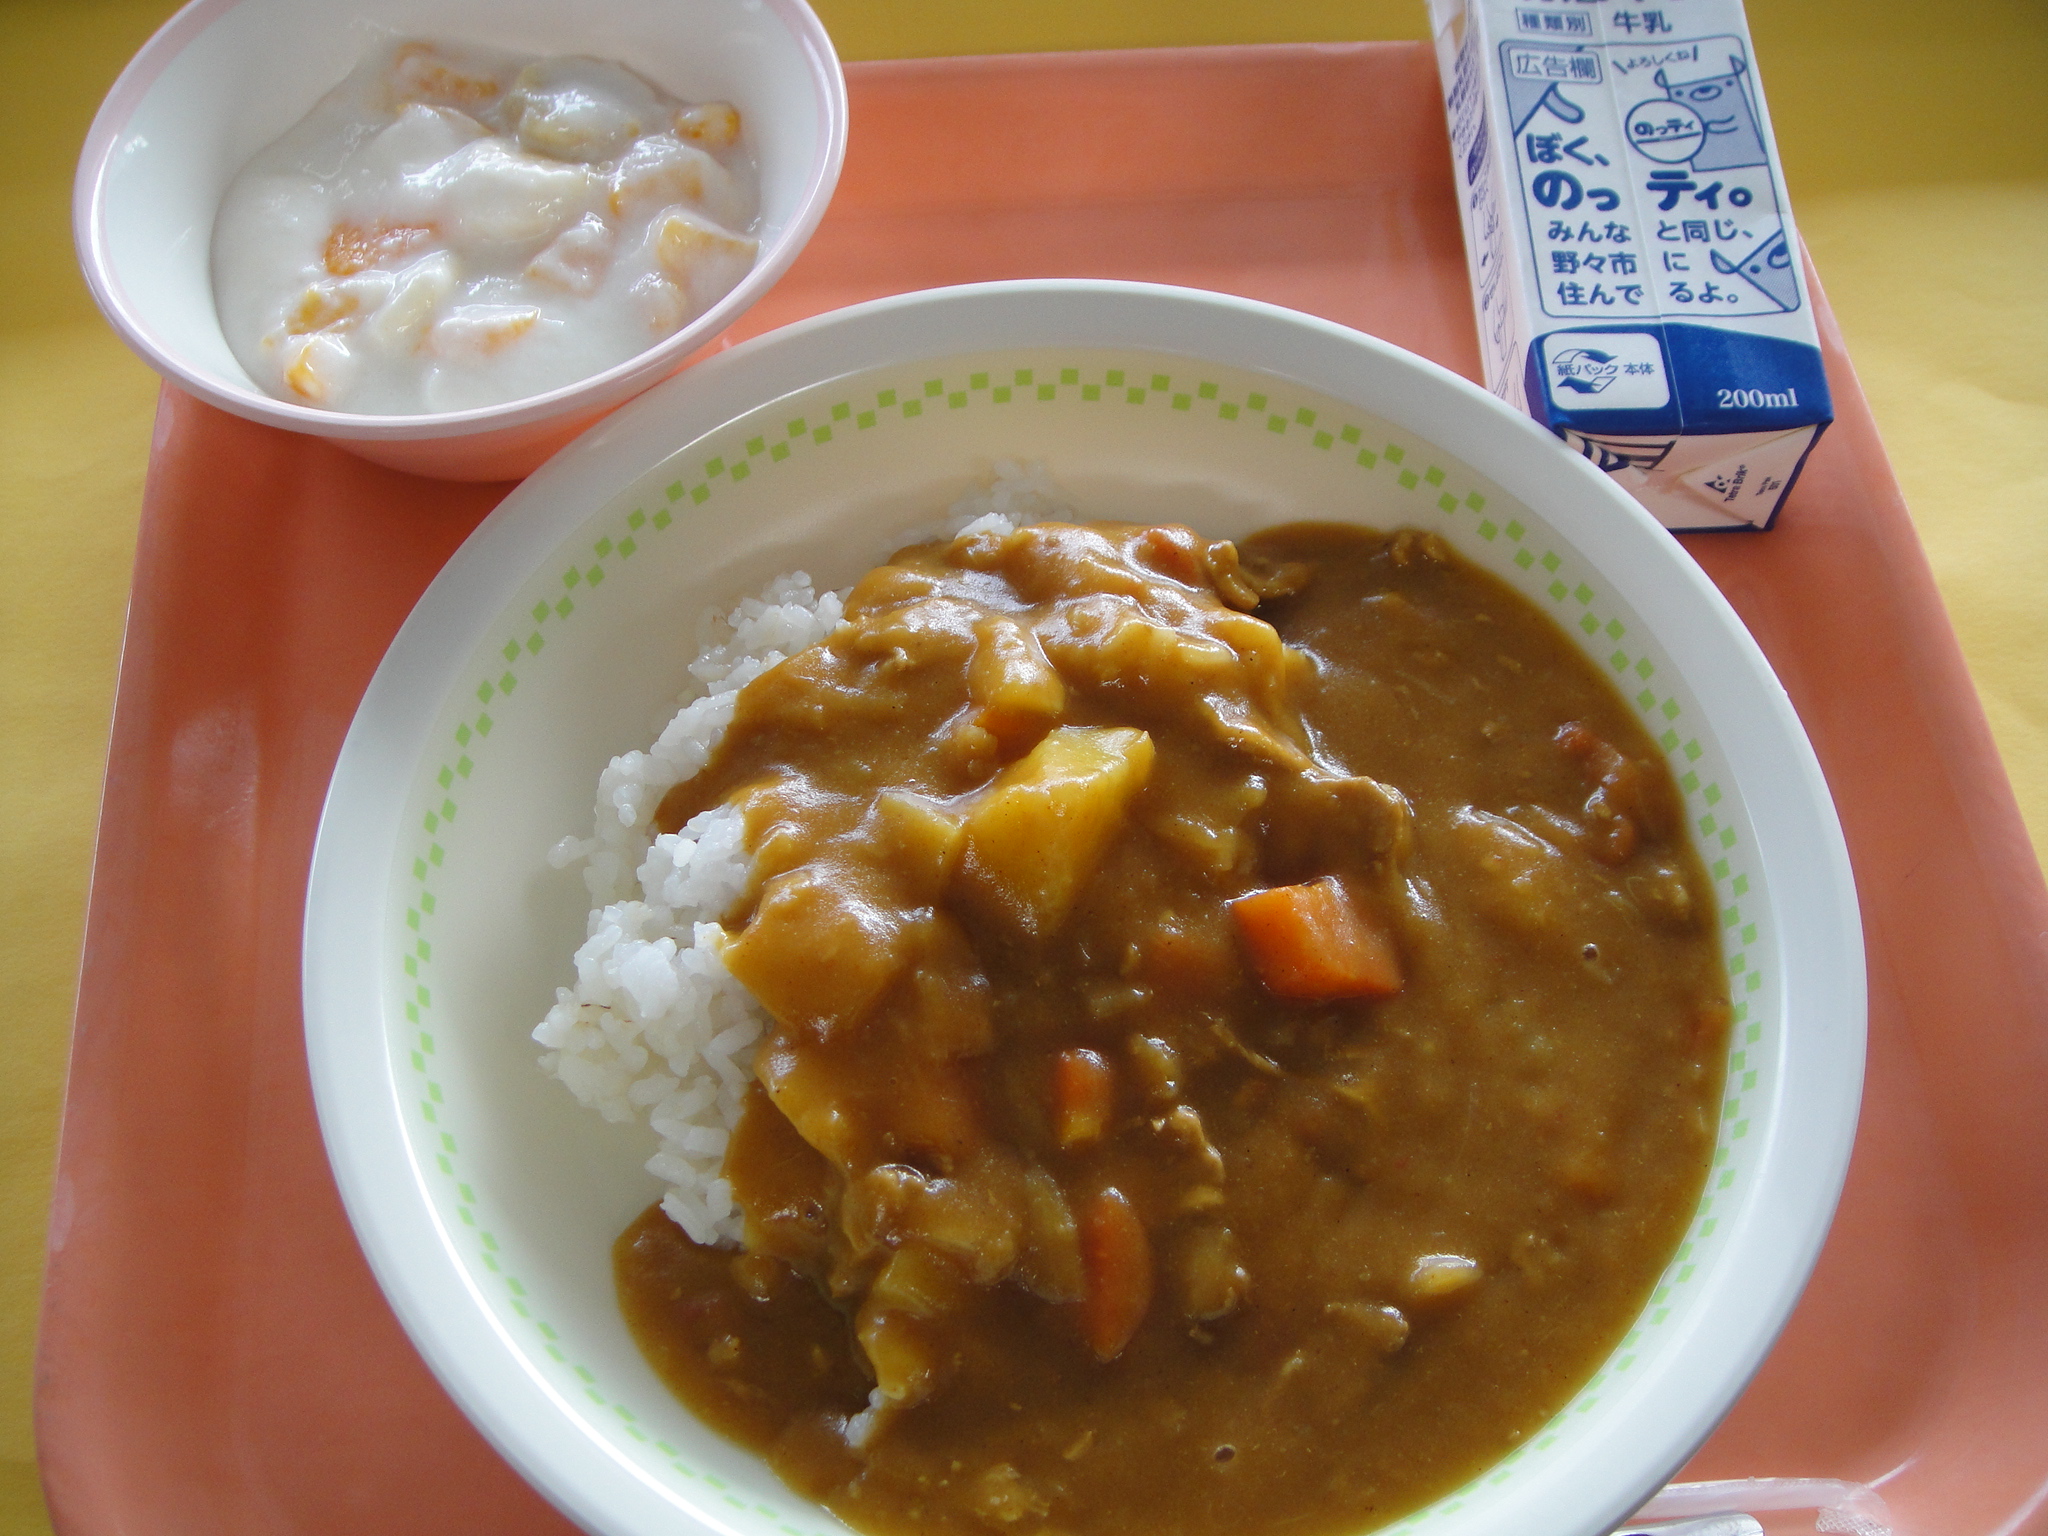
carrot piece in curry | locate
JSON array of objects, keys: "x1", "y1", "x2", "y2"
[
  {"x1": 1079, "y1": 1186, "x2": 1153, "y2": 1361},
  {"x1": 1054, "y1": 1048, "x2": 1116, "y2": 1149},
  {"x1": 1228, "y1": 876, "x2": 1402, "y2": 1001}
]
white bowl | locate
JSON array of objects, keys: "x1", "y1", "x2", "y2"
[
  {"x1": 304, "y1": 280, "x2": 1865, "y2": 1536},
  {"x1": 74, "y1": 0, "x2": 846, "y2": 481}
]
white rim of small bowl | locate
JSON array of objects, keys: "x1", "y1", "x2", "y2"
[
  {"x1": 304, "y1": 279, "x2": 1865, "y2": 1536},
  {"x1": 72, "y1": 0, "x2": 848, "y2": 442}
]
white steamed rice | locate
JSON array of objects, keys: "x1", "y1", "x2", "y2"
[{"x1": 532, "y1": 461, "x2": 1075, "y2": 1245}]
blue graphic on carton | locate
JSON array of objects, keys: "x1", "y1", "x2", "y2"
[
  {"x1": 1504, "y1": 41, "x2": 1597, "y2": 137},
  {"x1": 1710, "y1": 228, "x2": 1799, "y2": 313},
  {"x1": 1541, "y1": 330, "x2": 1672, "y2": 410},
  {"x1": 1523, "y1": 322, "x2": 1829, "y2": 439},
  {"x1": 1504, "y1": 35, "x2": 1799, "y2": 318},
  {"x1": 1654, "y1": 54, "x2": 1768, "y2": 172},
  {"x1": 1549, "y1": 347, "x2": 1620, "y2": 393},
  {"x1": 1624, "y1": 98, "x2": 1706, "y2": 163}
]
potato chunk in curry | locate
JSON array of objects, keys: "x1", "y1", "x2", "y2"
[
  {"x1": 957, "y1": 725, "x2": 1156, "y2": 939},
  {"x1": 619, "y1": 519, "x2": 1726, "y2": 1536}
]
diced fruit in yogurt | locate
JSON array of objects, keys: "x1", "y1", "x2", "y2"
[
  {"x1": 437, "y1": 140, "x2": 600, "y2": 247},
  {"x1": 285, "y1": 272, "x2": 394, "y2": 334},
  {"x1": 213, "y1": 38, "x2": 761, "y2": 415},
  {"x1": 652, "y1": 210, "x2": 759, "y2": 311},
  {"x1": 428, "y1": 304, "x2": 541, "y2": 357},
  {"x1": 288, "y1": 286, "x2": 353, "y2": 333},
  {"x1": 390, "y1": 42, "x2": 501, "y2": 112},
  {"x1": 525, "y1": 214, "x2": 615, "y2": 296},
  {"x1": 674, "y1": 101, "x2": 742, "y2": 148},
  {"x1": 367, "y1": 252, "x2": 459, "y2": 351},
  {"x1": 610, "y1": 136, "x2": 744, "y2": 229},
  {"x1": 281, "y1": 331, "x2": 357, "y2": 403},
  {"x1": 631, "y1": 272, "x2": 689, "y2": 335},
  {"x1": 363, "y1": 103, "x2": 488, "y2": 177},
  {"x1": 509, "y1": 58, "x2": 655, "y2": 163},
  {"x1": 324, "y1": 222, "x2": 439, "y2": 277}
]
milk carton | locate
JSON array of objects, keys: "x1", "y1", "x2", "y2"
[{"x1": 1428, "y1": 0, "x2": 1832, "y2": 531}]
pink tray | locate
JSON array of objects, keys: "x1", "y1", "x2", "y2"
[{"x1": 38, "y1": 43, "x2": 2048, "y2": 1536}]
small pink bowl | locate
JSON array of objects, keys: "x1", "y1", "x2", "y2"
[{"x1": 74, "y1": 0, "x2": 846, "y2": 481}]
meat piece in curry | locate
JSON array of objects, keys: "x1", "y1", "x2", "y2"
[{"x1": 615, "y1": 519, "x2": 1727, "y2": 1536}]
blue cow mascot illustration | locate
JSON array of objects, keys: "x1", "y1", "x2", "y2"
[
  {"x1": 1654, "y1": 54, "x2": 1767, "y2": 171},
  {"x1": 1711, "y1": 228, "x2": 1799, "y2": 312}
]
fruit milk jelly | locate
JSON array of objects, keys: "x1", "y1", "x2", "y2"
[{"x1": 1429, "y1": 0, "x2": 1832, "y2": 531}]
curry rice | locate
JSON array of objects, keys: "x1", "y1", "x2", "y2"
[{"x1": 606, "y1": 517, "x2": 1727, "y2": 1536}]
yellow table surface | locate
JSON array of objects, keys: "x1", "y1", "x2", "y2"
[{"x1": 2, "y1": 1, "x2": 2041, "y2": 1529}]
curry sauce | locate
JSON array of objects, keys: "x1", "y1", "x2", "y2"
[{"x1": 615, "y1": 521, "x2": 1727, "y2": 1536}]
